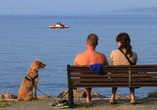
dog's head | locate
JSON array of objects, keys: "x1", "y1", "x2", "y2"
[{"x1": 31, "y1": 60, "x2": 46, "y2": 70}]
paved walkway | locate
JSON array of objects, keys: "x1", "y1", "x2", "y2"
[{"x1": 1, "y1": 98, "x2": 157, "y2": 110}]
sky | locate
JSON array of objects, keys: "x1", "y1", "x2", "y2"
[{"x1": 0, "y1": 0, "x2": 157, "y2": 15}]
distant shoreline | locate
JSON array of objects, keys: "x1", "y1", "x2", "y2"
[{"x1": 0, "y1": 13, "x2": 157, "y2": 16}]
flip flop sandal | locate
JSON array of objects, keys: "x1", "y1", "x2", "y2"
[
  {"x1": 109, "y1": 99, "x2": 117, "y2": 104},
  {"x1": 59, "y1": 99, "x2": 68, "y2": 103},
  {"x1": 52, "y1": 100, "x2": 68, "y2": 108},
  {"x1": 130, "y1": 100, "x2": 137, "y2": 104}
]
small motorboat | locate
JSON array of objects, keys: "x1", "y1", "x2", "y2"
[
  {"x1": 49, "y1": 24, "x2": 69, "y2": 29},
  {"x1": 49, "y1": 23, "x2": 69, "y2": 29}
]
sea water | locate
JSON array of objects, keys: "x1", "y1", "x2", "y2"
[{"x1": 0, "y1": 14, "x2": 157, "y2": 98}]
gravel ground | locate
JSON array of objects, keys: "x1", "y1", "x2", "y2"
[{"x1": 1, "y1": 98, "x2": 157, "y2": 110}]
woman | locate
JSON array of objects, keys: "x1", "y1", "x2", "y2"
[{"x1": 110, "y1": 32, "x2": 138, "y2": 104}]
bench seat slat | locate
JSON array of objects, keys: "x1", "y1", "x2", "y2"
[
  {"x1": 71, "y1": 74, "x2": 129, "y2": 77},
  {"x1": 72, "y1": 82, "x2": 129, "y2": 87},
  {"x1": 71, "y1": 78, "x2": 128, "y2": 82},
  {"x1": 71, "y1": 78, "x2": 157, "y2": 82},
  {"x1": 72, "y1": 82, "x2": 157, "y2": 87}
]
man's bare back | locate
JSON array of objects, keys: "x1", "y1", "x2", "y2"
[
  {"x1": 74, "y1": 49, "x2": 108, "y2": 66},
  {"x1": 74, "y1": 34, "x2": 109, "y2": 103}
]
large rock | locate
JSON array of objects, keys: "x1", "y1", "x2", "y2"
[
  {"x1": 37, "y1": 95, "x2": 52, "y2": 98},
  {"x1": 57, "y1": 88, "x2": 87, "y2": 98},
  {"x1": 147, "y1": 91, "x2": 157, "y2": 98},
  {"x1": 0, "y1": 93, "x2": 17, "y2": 99},
  {"x1": 57, "y1": 89, "x2": 108, "y2": 98},
  {"x1": 115, "y1": 95, "x2": 139, "y2": 98},
  {"x1": 91, "y1": 92, "x2": 108, "y2": 98}
]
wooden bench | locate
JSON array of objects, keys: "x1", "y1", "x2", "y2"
[{"x1": 67, "y1": 64, "x2": 157, "y2": 108}]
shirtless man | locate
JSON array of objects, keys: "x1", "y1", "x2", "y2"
[{"x1": 74, "y1": 33, "x2": 109, "y2": 103}]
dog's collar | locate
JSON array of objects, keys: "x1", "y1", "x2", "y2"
[{"x1": 30, "y1": 68, "x2": 38, "y2": 73}]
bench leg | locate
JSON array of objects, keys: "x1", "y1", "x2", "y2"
[{"x1": 68, "y1": 87, "x2": 74, "y2": 108}]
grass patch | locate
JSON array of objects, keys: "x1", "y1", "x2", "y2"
[
  {"x1": 143, "y1": 91, "x2": 151, "y2": 99},
  {"x1": 112, "y1": 104, "x2": 120, "y2": 107},
  {"x1": 43, "y1": 100, "x2": 49, "y2": 103},
  {"x1": 147, "y1": 92, "x2": 151, "y2": 98},
  {"x1": 33, "y1": 97, "x2": 39, "y2": 100},
  {"x1": 77, "y1": 102, "x2": 92, "y2": 108},
  {"x1": 8, "y1": 100, "x2": 17, "y2": 104},
  {"x1": 18, "y1": 99, "x2": 23, "y2": 101},
  {"x1": 0, "y1": 100, "x2": 9, "y2": 107},
  {"x1": 0, "y1": 94, "x2": 4, "y2": 99}
]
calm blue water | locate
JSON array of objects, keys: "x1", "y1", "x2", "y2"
[{"x1": 0, "y1": 14, "x2": 157, "y2": 98}]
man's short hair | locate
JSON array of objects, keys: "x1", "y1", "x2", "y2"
[{"x1": 87, "y1": 34, "x2": 98, "y2": 47}]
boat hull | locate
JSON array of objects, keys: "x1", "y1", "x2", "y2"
[{"x1": 49, "y1": 25, "x2": 69, "y2": 29}]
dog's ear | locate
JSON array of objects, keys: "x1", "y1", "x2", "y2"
[{"x1": 35, "y1": 61, "x2": 39, "y2": 66}]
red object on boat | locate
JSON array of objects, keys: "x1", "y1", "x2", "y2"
[{"x1": 49, "y1": 24, "x2": 69, "y2": 29}]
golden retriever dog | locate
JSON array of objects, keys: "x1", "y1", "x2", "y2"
[{"x1": 18, "y1": 60, "x2": 46, "y2": 101}]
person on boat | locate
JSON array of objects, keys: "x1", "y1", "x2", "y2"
[
  {"x1": 59, "y1": 22, "x2": 64, "y2": 27},
  {"x1": 74, "y1": 33, "x2": 109, "y2": 103},
  {"x1": 109, "y1": 32, "x2": 138, "y2": 104},
  {"x1": 59, "y1": 22, "x2": 62, "y2": 26},
  {"x1": 56, "y1": 22, "x2": 60, "y2": 26}
]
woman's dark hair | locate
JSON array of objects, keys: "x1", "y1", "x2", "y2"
[{"x1": 116, "y1": 32, "x2": 132, "y2": 57}]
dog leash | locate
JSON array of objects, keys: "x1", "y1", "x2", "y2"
[
  {"x1": 37, "y1": 87, "x2": 68, "y2": 98},
  {"x1": 37, "y1": 87, "x2": 49, "y2": 97},
  {"x1": 36, "y1": 87, "x2": 71, "y2": 101},
  {"x1": 36, "y1": 87, "x2": 57, "y2": 101},
  {"x1": 37, "y1": 87, "x2": 76, "y2": 100}
]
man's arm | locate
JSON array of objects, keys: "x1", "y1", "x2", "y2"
[
  {"x1": 74, "y1": 54, "x2": 79, "y2": 66},
  {"x1": 102, "y1": 54, "x2": 109, "y2": 65}
]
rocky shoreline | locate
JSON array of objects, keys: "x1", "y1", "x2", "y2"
[{"x1": 1, "y1": 89, "x2": 157, "y2": 100}]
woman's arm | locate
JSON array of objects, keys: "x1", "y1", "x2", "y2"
[{"x1": 110, "y1": 58, "x2": 113, "y2": 65}]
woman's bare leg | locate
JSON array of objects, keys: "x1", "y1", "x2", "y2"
[{"x1": 85, "y1": 88, "x2": 92, "y2": 103}]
